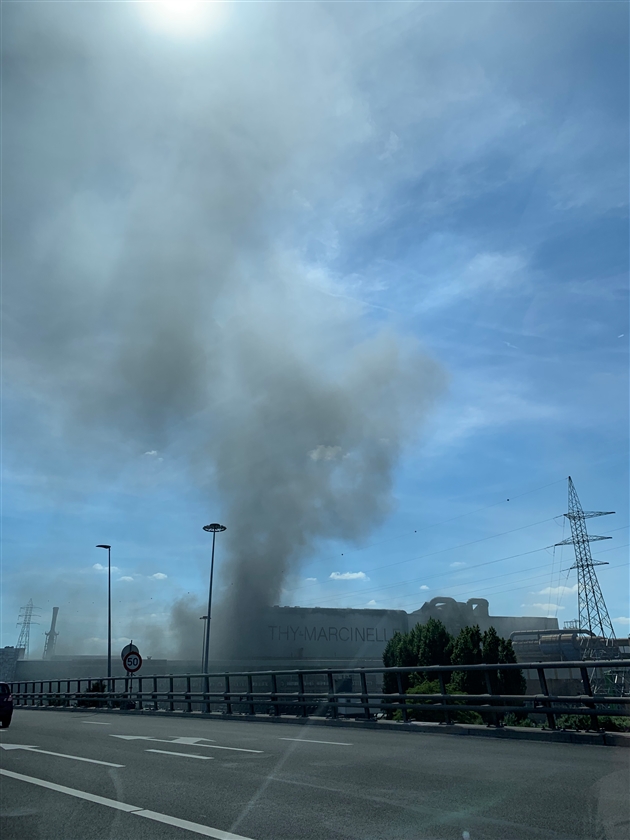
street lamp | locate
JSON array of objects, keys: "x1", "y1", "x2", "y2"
[
  {"x1": 202, "y1": 523, "x2": 226, "y2": 673},
  {"x1": 96, "y1": 544, "x2": 112, "y2": 680}
]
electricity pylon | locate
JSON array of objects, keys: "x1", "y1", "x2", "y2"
[
  {"x1": 554, "y1": 477, "x2": 615, "y2": 639},
  {"x1": 16, "y1": 599, "x2": 40, "y2": 658}
]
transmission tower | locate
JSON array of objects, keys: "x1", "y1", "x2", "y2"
[
  {"x1": 554, "y1": 477, "x2": 615, "y2": 639},
  {"x1": 16, "y1": 599, "x2": 40, "y2": 658}
]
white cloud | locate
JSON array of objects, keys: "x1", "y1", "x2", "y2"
[
  {"x1": 378, "y1": 130, "x2": 400, "y2": 160},
  {"x1": 118, "y1": 576, "x2": 134, "y2": 582},
  {"x1": 144, "y1": 450, "x2": 158, "y2": 456},
  {"x1": 527, "y1": 603, "x2": 565, "y2": 612},
  {"x1": 613, "y1": 616, "x2": 630, "y2": 625},
  {"x1": 450, "y1": 561, "x2": 466, "y2": 568},
  {"x1": 329, "y1": 571, "x2": 369, "y2": 581},
  {"x1": 92, "y1": 562, "x2": 119, "y2": 572},
  {"x1": 420, "y1": 585, "x2": 430, "y2": 590},
  {"x1": 305, "y1": 577, "x2": 317, "y2": 582},
  {"x1": 309, "y1": 445, "x2": 342, "y2": 461},
  {"x1": 150, "y1": 572, "x2": 168, "y2": 580},
  {"x1": 366, "y1": 599, "x2": 378, "y2": 606},
  {"x1": 538, "y1": 584, "x2": 578, "y2": 597},
  {"x1": 420, "y1": 251, "x2": 527, "y2": 312}
]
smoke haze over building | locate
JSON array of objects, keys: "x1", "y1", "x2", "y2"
[
  {"x1": 3, "y1": 3, "x2": 444, "y2": 658},
  {"x1": 3, "y1": 3, "x2": 627, "y2": 657}
]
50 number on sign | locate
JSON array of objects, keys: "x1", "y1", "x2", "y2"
[{"x1": 123, "y1": 652, "x2": 142, "y2": 673}]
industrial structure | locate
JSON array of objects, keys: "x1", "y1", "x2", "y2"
[
  {"x1": 246, "y1": 599, "x2": 557, "y2": 663},
  {"x1": 554, "y1": 476, "x2": 616, "y2": 641},
  {"x1": 16, "y1": 599, "x2": 40, "y2": 659},
  {"x1": 42, "y1": 607, "x2": 60, "y2": 660}
]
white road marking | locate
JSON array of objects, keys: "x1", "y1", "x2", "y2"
[
  {"x1": 146, "y1": 749, "x2": 213, "y2": 760},
  {"x1": 109, "y1": 735, "x2": 262, "y2": 753},
  {"x1": 280, "y1": 737, "x2": 353, "y2": 746},
  {"x1": 193, "y1": 744, "x2": 262, "y2": 754},
  {"x1": 0, "y1": 743, "x2": 123, "y2": 767},
  {"x1": 81, "y1": 721, "x2": 111, "y2": 725},
  {"x1": 134, "y1": 809, "x2": 252, "y2": 838},
  {"x1": 0, "y1": 769, "x2": 256, "y2": 839}
]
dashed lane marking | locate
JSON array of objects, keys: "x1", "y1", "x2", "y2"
[
  {"x1": 145, "y1": 749, "x2": 213, "y2": 760},
  {"x1": 0, "y1": 769, "x2": 256, "y2": 839},
  {"x1": 81, "y1": 721, "x2": 111, "y2": 725},
  {"x1": 280, "y1": 737, "x2": 353, "y2": 746}
]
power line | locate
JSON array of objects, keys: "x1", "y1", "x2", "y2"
[
  {"x1": 317, "y1": 476, "x2": 568, "y2": 563},
  {"x1": 334, "y1": 558, "x2": 629, "y2": 614},
  {"x1": 290, "y1": 531, "x2": 629, "y2": 610},
  {"x1": 286, "y1": 515, "x2": 560, "y2": 599}
]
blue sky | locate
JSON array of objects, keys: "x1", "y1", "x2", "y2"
[{"x1": 2, "y1": 1, "x2": 628, "y2": 658}]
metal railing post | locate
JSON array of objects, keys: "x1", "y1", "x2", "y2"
[
  {"x1": 185, "y1": 676, "x2": 192, "y2": 713},
  {"x1": 270, "y1": 673, "x2": 280, "y2": 716},
  {"x1": 327, "y1": 671, "x2": 337, "y2": 719},
  {"x1": 246, "y1": 674, "x2": 255, "y2": 716},
  {"x1": 297, "y1": 672, "x2": 307, "y2": 717},
  {"x1": 224, "y1": 675, "x2": 232, "y2": 715},
  {"x1": 537, "y1": 667, "x2": 556, "y2": 730},
  {"x1": 203, "y1": 675, "x2": 210, "y2": 714},
  {"x1": 580, "y1": 666, "x2": 600, "y2": 731},
  {"x1": 360, "y1": 671, "x2": 370, "y2": 720},
  {"x1": 484, "y1": 669, "x2": 499, "y2": 726},
  {"x1": 438, "y1": 672, "x2": 451, "y2": 725},
  {"x1": 396, "y1": 672, "x2": 408, "y2": 722},
  {"x1": 168, "y1": 676, "x2": 174, "y2": 712}
]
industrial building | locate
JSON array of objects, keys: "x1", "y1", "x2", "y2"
[
  {"x1": 3, "y1": 597, "x2": 560, "y2": 682},
  {"x1": 250, "y1": 597, "x2": 558, "y2": 662}
]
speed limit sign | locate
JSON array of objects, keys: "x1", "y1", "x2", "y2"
[{"x1": 123, "y1": 651, "x2": 142, "y2": 673}]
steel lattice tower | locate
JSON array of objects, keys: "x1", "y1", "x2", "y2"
[
  {"x1": 554, "y1": 477, "x2": 615, "y2": 639},
  {"x1": 16, "y1": 599, "x2": 40, "y2": 658}
]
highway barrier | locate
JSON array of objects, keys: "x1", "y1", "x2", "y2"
[{"x1": 10, "y1": 659, "x2": 630, "y2": 731}]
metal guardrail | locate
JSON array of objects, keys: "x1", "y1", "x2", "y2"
[{"x1": 10, "y1": 660, "x2": 630, "y2": 731}]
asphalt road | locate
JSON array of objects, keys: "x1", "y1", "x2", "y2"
[{"x1": 1, "y1": 709, "x2": 628, "y2": 840}]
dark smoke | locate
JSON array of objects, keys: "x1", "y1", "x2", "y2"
[{"x1": 4, "y1": 4, "x2": 445, "y2": 659}]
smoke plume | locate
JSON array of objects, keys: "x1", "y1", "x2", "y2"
[{"x1": 4, "y1": 4, "x2": 445, "y2": 658}]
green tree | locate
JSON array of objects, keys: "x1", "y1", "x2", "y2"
[
  {"x1": 384, "y1": 621, "x2": 528, "y2": 724},
  {"x1": 417, "y1": 618, "x2": 453, "y2": 668},
  {"x1": 449, "y1": 625, "x2": 484, "y2": 695},
  {"x1": 497, "y1": 637, "x2": 526, "y2": 695},
  {"x1": 481, "y1": 626, "x2": 501, "y2": 693},
  {"x1": 382, "y1": 630, "x2": 416, "y2": 694},
  {"x1": 384, "y1": 620, "x2": 454, "y2": 693}
]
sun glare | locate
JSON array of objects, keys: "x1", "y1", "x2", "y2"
[{"x1": 140, "y1": 1, "x2": 225, "y2": 36}]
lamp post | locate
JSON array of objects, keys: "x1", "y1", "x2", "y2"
[
  {"x1": 200, "y1": 615, "x2": 208, "y2": 671},
  {"x1": 202, "y1": 523, "x2": 226, "y2": 673},
  {"x1": 96, "y1": 544, "x2": 112, "y2": 680}
]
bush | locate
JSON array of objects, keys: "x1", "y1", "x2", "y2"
[
  {"x1": 503, "y1": 713, "x2": 538, "y2": 728},
  {"x1": 556, "y1": 714, "x2": 630, "y2": 732},
  {"x1": 401, "y1": 679, "x2": 484, "y2": 725}
]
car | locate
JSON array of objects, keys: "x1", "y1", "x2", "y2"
[{"x1": 0, "y1": 682, "x2": 13, "y2": 728}]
